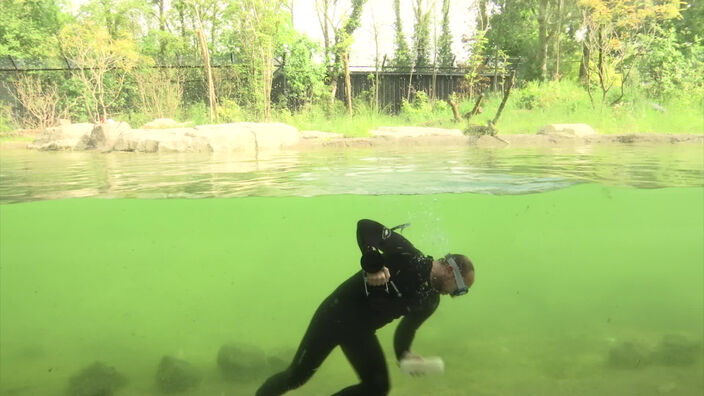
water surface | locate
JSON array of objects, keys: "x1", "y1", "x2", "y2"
[
  {"x1": 1, "y1": 144, "x2": 702, "y2": 203},
  {"x1": 0, "y1": 145, "x2": 702, "y2": 395}
]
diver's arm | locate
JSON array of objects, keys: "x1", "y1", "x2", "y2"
[
  {"x1": 356, "y1": 219, "x2": 420, "y2": 273},
  {"x1": 393, "y1": 297, "x2": 439, "y2": 361}
]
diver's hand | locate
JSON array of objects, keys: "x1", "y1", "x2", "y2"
[
  {"x1": 399, "y1": 352, "x2": 426, "y2": 377},
  {"x1": 365, "y1": 266, "x2": 390, "y2": 286}
]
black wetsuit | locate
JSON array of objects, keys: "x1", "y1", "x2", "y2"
[{"x1": 256, "y1": 219, "x2": 439, "y2": 396}]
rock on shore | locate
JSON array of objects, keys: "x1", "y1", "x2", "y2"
[
  {"x1": 23, "y1": 122, "x2": 704, "y2": 153},
  {"x1": 28, "y1": 121, "x2": 302, "y2": 153}
]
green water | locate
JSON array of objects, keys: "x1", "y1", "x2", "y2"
[{"x1": 1, "y1": 184, "x2": 702, "y2": 395}]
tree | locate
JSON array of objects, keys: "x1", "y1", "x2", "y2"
[
  {"x1": 579, "y1": 0, "x2": 682, "y2": 105},
  {"x1": 227, "y1": 0, "x2": 286, "y2": 119},
  {"x1": 77, "y1": 0, "x2": 150, "y2": 39},
  {"x1": 412, "y1": 0, "x2": 432, "y2": 69},
  {"x1": 0, "y1": 0, "x2": 63, "y2": 59},
  {"x1": 437, "y1": 0, "x2": 455, "y2": 69},
  {"x1": 391, "y1": 0, "x2": 412, "y2": 69},
  {"x1": 276, "y1": 24, "x2": 326, "y2": 110},
  {"x1": 59, "y1": 22, "x2": 140, "y2": 122},
  {"x1": 329, "y1": 0, "x2": 367, "y2": 114}
]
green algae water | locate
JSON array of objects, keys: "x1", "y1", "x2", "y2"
[{"x1": 1, "y1": 146, "x2": 703, "y2": 395}]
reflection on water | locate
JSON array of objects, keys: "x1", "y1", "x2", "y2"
[{"x1": 1, "y1": 144, "x2": 703, "y2": 203}]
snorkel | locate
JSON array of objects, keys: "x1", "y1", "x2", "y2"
[{"x1": 444, "y1": 254, "x2": 469, "y2": 297}]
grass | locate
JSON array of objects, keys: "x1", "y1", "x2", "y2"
[
  {"x1": 471, "y1": 81, "x2": 704, "y2": 134},
  {"x1": 2, "y1": 81, "x2": 702, "y2": 141},
  {"x1": 275, "y1": 81, "x2": 704, "y2": 136}
]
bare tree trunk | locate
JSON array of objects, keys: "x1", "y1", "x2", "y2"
[
  {"x1": 492, "y1": 71, "x2": 515, "y2": 125},
  {"x1": 329, "y1": 76, "x2": 338, "y2": 113},
  {"x1": 158, "y1": 0, "x2": 166, "y2": 58},
  {"x1": 597, "y1": 28, "x2": 608, "y2": 103},
  {"x1": 468, "y1": 93, "x2": 484, "y2": 119},
  {"x1": 407, "y1": 71, "x2": 413, "y2": 102},
  {"x1": 553, "y1": 0, "x2": 563, "y2": 79},
  {"x1": 178, "y1": 1, "x2": 186, "y2": 38},
  {"x1": 579, "y1": 41, "x2": 590, "y2": 84},
  {"x1": 343, "y1": 52, "x2": 353, "y2": 114},
  {"x1": 447, "y1": 99, "x2": 460, "y2": 122},
  {"x1": 263, "y1": 41, "x2": 273, "y2": 120},
  {"x1": 197, "y1": 29, "x2": 217, "y2": 122},
  {"x1": 537, "y1": 0, "x2": 549, "y2": 82}
]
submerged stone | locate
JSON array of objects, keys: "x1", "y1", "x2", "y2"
[
  {"x1": 216, "y1": 344, "x2": 268, "y2": 382},
  {"x1": 650, "y1": 334, "x2": 701, "y2": 366},
  {"x1": 67, "y1": 361, "x2": 127, "y2": 396},
  {"x1": 607, "y1": 341, "x2": 648, "y2": 369},
  {"x1": 155, "y1": 355, "x2": 201, "y2": 393}
]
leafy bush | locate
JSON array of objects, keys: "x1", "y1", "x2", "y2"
[
  {"x1": 218, "y1": 99, "x2": 244, "y2": 123},
  {"x1": 0, "y1": 104, "x2": 16, "y2": 134}
]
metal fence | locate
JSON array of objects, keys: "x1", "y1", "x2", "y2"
[{"x1": 1, "y1": 55, "x2": 519, "y2": 114}]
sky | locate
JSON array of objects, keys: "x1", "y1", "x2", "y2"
[{"x1": 292, "y1": 0, "x2": 479, "y2": 67}]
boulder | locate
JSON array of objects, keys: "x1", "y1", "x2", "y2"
[
  {"x1": 650, "y1": 334, "x2": 701, "y2": 366},
  {"x1": 112, "y1": 128, "x2": 211, "y2": 153},
  {"x1": 301, "y1": 130, "x2": 344, "y2": 139},
  {"x1": 29, "y1": 122, "x2": 301, "y2": 153},
  {"x1": 538, "y1": 123, "x2": 597, "y2": 137},
  {"x1": 247, "y1": 122, "x2": 301, "y2": 150},
  {"x1": 216, "y1": 344, "x2": 268, "y2": 382},
  {"x1": 193, "y1": 124, "x2": 257, "y2": 152},
  {"x1": 67, "y1": 361, "x2": 127, "y2": 396},
  {"x1": 607, "y1": 341, "x2": 648, "y2": 369},
  {"x1": 370, "y1": 126, "x2": 464, "y2": 138},
  {"x1": 75, "y1": 121, "x2": 132, "y2": 151},
  {"x1": 155, "y1": 356, "x2": 201, "y2": 393},
  {"x1": 28, "y1": 123, "x2": 94, "y2": 151}
]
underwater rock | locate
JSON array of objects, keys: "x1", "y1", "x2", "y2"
[
  {"x1": 650, "y1": 334, "x2": 701, "y2": 366},
  {"x1": 607, "y1": 341, "x2": 648, "y2": 369},
  {"x1": 67, "y1": 361, "x2": 127, "y2": 396},
  {"x1": 155, "y1": 355, "x2": 201, "y2": 393},
  {"x1": 216, "y1": 344, "x2": 268, "y2": 382},
  {"x1": 266, "y1": 349, "x2": 295, "y2": 373}
]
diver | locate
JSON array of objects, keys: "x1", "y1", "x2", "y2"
[{"x1": 255, "y1": 219, "x2": 475, "y2": 396}]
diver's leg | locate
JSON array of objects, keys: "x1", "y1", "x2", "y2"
[
  {"x1": 332, "y1": 332, "x2": 390, "y2": 396},
  {"x1": 255, "y1": 313, "x2": 337, "y2": 396}
]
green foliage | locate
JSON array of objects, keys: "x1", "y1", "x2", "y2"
[
  {"x1": 391, "y1": 0, "x2": 412, "y2": 69},
  {"x1": 276, "y1": 30, "x2": 327, "y2": 111},
  {"x1": 225, "y1": 0, "x2": 287, "y2": 119},
  {"x1": 470, "y1": 80, "x2": 704, "y2": 134},
  {"x1": 0, "y1": 0, "x2": 62, "y2": 58},
  {"x1": 182, "y1": 102, "x2": 210, "y2": 126},
  {"x1": 485, "y1": 0, "x2": 540, "y2": 78},
  {"x1": 77, "y1": 0, "x2": 151, "y2": 39},
  {"x1": 460, "y1": 28, "x2": 490, "y2": 95},
  {"x1": 674, "y1": 0, "x2": 704, "y2": 44},
  {"x1": 515, "y1": 80, "x2": 589, "y2": 110},
  {"x1": 412, "y1": 0, "x2": 432, "y2": 69},
  {"x1": 0, "y1": 104, "x2": 16, "y2": 133},
  {"x1": 437, "y1": 0, "x2": 454, "y2": 69},
  {"x1": 217, "y1": 98, "x2": 243, "y2": 123}
]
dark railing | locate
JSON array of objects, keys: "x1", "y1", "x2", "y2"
[{"x1": 1, "y1": 55, "x2": 520, "y2": 113}]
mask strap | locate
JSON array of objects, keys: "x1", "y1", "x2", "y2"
[{"x1": 445, "y1": 254, "x2": 468, "y2": 296}]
